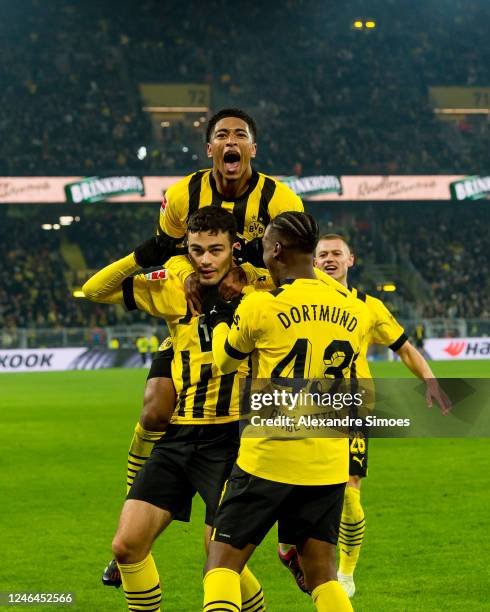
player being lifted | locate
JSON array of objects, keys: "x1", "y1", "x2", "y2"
[
  {"x1": 83, "y1": 208, "x2": 266, "y2": 612},
  {"x1": 278, "y1": 233, "x2": 451, "y2": 598},
  {"x1": 99, "y1": 107, "x2": 304, "y2": 587},
  {"x1": 201, "y1": 212, "x2": 369, "y2": 612}
]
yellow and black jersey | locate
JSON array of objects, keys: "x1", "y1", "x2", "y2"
[
  {"x1": 349, "y1": 287, "x2": 407, "y2": 379},
  {"x1": 157, "y1": 169, "x2": 303, "y2": 241},
  {"x1": 81, "y1": 255, "x2": 249, "y2": 425},
  {"x1": 212, "y1": 278, "x2": 371, "y2": 486},
  {"x1": 122, "y1": 268, "x2": 249, "y2": 425}
]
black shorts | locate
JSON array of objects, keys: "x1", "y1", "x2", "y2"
[
  {"x1": 349, "y1": 428, "x2": 369, "y2": 478},
  {"x1": 128, "y1": 422, "x2": 239, "y2": 525},
  {"x1": 212, "y1": 465, "x2": 346, "y2": 549},
  {"x1": 147, "y1": 344, "x2": 174, "y2": 380}
]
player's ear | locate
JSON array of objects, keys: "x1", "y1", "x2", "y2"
[
  {"x1": 250, "y1": 143, "x2": 257, "y2": 158},
  {"x1": 273, "y1": 241, "x2": 282, "y2": 259},
  {"x1": 206, "y1": 143, "x2": 213, "y2": 158},
  {"x1": 348, "y1": 253, "x2": 355, "y2": 268}
]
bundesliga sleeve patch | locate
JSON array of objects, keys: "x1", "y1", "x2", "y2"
[
  {"x1": 160, "y1": 196, "x2": 167, "y2": 214},
  {"x1": 145, "y1": 269, "x2": 168, "y2": 281}
]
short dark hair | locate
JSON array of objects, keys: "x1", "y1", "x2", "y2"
[
  {"x1": 318, "y1": 233, "x2": 352, "y2": 254},
  {"x1": 269, "y1": 212, "x2": 319, "y2": 254},
  {"x1": 206, "y1": 108, "x2": 257, "y2": 143},
  {"x1": 187, "y1": 206, "x2": 237, "y2": 243}
]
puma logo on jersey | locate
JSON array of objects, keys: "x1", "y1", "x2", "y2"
[
  {"x1": 145, "y1": 269, "x2": 168, "y2": 281},
  {"x1": 353, "y1": 456, "x2": 365, "y2": 467}
]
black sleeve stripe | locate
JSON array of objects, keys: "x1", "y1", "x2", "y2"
[
  {"x1": 389, "y1": 332, "x2": 408, "y2": 352},
  {"x1": 187, "y1": 170, "x2": 205, "y2": 221},
  {"x1": 355, "y1": 289, "x2": 367, "y2": 302},
  {"x1": 122, "y1": 277, "x2": 137, "y2": 311},
  {"x1": 224, "y1": 339, "x2": 251, "y2": 360},
  {"x1": 258, "y1": 176, "x2": 276, "y2": 225}
]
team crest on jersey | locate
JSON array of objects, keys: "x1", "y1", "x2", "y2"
[
  {"x1": 145, "y1": 269, "x2": 168, "y2": 281},
  {"x1": 247, "y1": 220, "x2": 265, "y2": 236},
  {"x1": 160, "y1": 196, "x2": 167, "y2": 214},
  {"x1": 160, "y1": 336, "x2": 173, "y2": 351}
]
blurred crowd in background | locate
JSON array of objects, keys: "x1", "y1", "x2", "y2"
[
  {"x1": 1, "y1": 203, "x2": 488, "y2": 333},
  {"x1": 0, "y1": 0, "x2": 488, "y2": 176}
]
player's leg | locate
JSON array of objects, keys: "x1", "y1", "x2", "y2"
[
  {"x1": 192, "y1": 424, "x2": 266, "y2": 611},
  {"x1": 203, "y1": 465, "x2": 290, "y2": 612},
  {"x1": 204, "y1": 541, "x2": 255, "y2": 612},
  {"x1": 288, "y1": 482, "x2": 351, "y2": 611},
  {"x1": 126, "y1": 377, "x2": 175, "y2": 491},
  {"x1": 298, "y1": 538, "x2": 352, "y2": 612},
  {"x1": 338, "y1": 431, "x2": 368, "y2": 597},
  {"x1": 127, "y1": 346, "x2": 176, "y2": 493},
  {"x1": 203, "y1": 525, "x2": 265, "y2": 612},
  {"x1": 113, "y1": 424, "x2": 195, "y2": 609},
  {"x1": 112, "y1": 499, "x2": 171, "y2": 612},
  {"x1": 103, "y1": 349, "x2": 176, "y2": 588}
]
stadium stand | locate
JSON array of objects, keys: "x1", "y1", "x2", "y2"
[{"x1": 0, "y1": 0, "x2": 488, "y2": 175}]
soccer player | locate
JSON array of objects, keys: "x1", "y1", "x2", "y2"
[
  {"x1": 83, "y1": 208, "x2": 265, "y2": 612},
  {"x1": 100, "y1": 107, "x2": 306, "y2": 587},
  {"x1": 279, "y1": 233, "x2": 451, "y2": 598},
  {"x1": 202, "y1": 212, "x2": 370, "y2": 612}
]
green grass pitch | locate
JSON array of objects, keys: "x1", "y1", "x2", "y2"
[{"x1": 1, "y1": 361, "x2": 488, "y2": 611}]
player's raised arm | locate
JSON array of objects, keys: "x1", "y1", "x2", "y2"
[
  {"x1": 82, "y1": 237, "x2": 184, "y2": 319},
  {"x1": 82, "y1": 253, "x2": 139, "y2": 304}
]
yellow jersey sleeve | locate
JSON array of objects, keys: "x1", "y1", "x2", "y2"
[
  {"x1": 164, "y1": 254, "x2": 195, "y2": 285},
  {"x1": 126, "y1": 270, "x2": 187, "y2": 321},
  {"x1": 82, "y1": 253, "x2": 139, "y2": 304},
  {"x1": 368, "y1": 296, "x2": 407, "y2": 351},
  {"x1": 157, "y1": 176, "x2": 191, "y2": 239},
  {"x1": 267, "y1": 178, "x2": 304, "y2": 218}
]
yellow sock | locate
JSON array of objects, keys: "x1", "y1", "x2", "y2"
[
  {"x1": 339, "y1": 486, "x2": 365, "y2": 576},
  {"x1": 312, "y1": 580, "x2": 353, "y2": 611},
  {"x1": 240, "y1": 565, "x2": 265, "y2": 611},
  {"x1": 118, "y1": 553, "x2": 161, "y2": 611},
  {"x1": 127, "y1": 422, "x2": 164, "y2": 493},
  {"x1": 203, "y1": 568, "x2": 241, "y2": 612}
]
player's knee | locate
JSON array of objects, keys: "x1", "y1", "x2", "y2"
[
  {"x1": 303, "y1": 559, "x2": 337, "y2": 593},
  {"x1": 140, "y1": 378, "x2": 175, "y2": 431},
  {"x1": 112, "y1": 533, "x2": 146, "y2": 564},
  {"x1": 298, "y1": 542, "x2": 337, "y2": 592}
]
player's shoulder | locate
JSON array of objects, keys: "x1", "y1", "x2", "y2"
[
  {"x1": 237, "y1": 288, "x2": 276, "y2": 317},
  {"x1": 165, "y1": 169, "x2": 212, "y2": 200},
  {"x1": 257, "y1": 172, "x2": 302, "y2": 203},
  {"x1": 351, "y1": 287, "x2": 394, "y2": 320}
]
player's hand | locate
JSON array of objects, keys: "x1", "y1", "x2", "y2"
[
  {"x1": 201, "y1": 287, "x2": 239, "y2": 329},
  {"x1": 134, "y1": 234, "x2": 178, "y2": 268},
  {"x1": 233, "y1": 236, "x2": 264, "y2": 267},
  {"x1": 425, "y1": 378, "x2": 452, "y2": 416},
  {"x1": 219, "y1": 266, "x2": 247, "y2": 300},
  {"x1": 184, "y1": 272, "x2": 202, "y2": 317}
]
